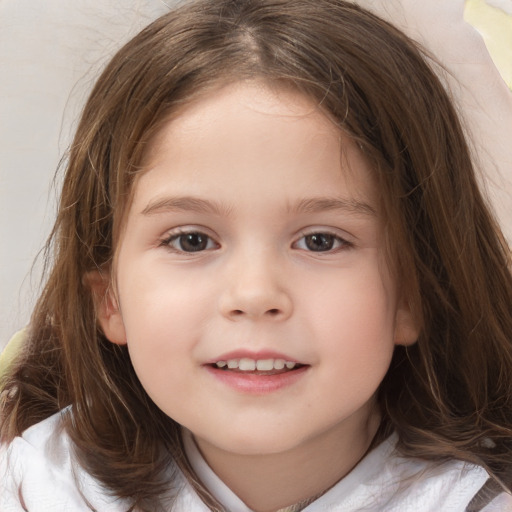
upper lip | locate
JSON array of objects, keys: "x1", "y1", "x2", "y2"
[{"x1": 205, "y1": 349, "x2": 303, "y2": 365}]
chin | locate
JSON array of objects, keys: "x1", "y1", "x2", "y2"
[{"x1": 195, "y1": 421, "x2": 317, "y2": 457}]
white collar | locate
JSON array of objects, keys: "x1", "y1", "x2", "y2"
[
  {"x1": 181, "y1": 429, "x2": 490, "y2": 512},
  {"x1": 181, "y1": 429, "x2": 401, "y2": 511},
  {"x1": 182, "y1": 428, "x2": 253, "y2": 511}
]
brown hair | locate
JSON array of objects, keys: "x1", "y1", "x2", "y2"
[{"x1": 2, "y1": 0, "x2": 512, "y2": 509}]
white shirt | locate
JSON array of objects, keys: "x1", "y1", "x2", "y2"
[{"x1": 1, "y1": 411, "x2": 511, "y2": 511}]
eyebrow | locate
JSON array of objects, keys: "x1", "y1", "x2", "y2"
[
  {"x1": 141, "y1": 196, "x2": 233, "y2": 216},
  {"x1": 141, "y1": 195, "x2": 376, "y2": 217},
  {"x1": 290, "y1": 197, "x2": 376, "y2": 217}
]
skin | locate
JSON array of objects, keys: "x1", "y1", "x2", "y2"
[{"x1": 96, "y1": 81, "x2": 418, "y2": 511}]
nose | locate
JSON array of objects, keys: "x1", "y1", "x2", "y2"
[{"x1": 219, "y1": 250, "x2": 293, "y2": 322}]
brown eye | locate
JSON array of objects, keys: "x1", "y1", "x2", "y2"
[
  {"x1": 179, "y1": 233, "x2": 208, "y2": 252},
  {"x1": 304, "y1": 233, "x2": 336, "y2": 252},
  {"x1": 166, "y1": 232, "x2": 216, "y2": 252},
  {"x1": 293, "y1": 232, "x2": 349, "y2": 253}
]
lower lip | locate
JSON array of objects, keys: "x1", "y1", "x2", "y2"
[{"x1": 204, "y1": 365, "x2": 309, "y2": 394}]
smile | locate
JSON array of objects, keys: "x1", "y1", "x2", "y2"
[
  {"x1": 214, "y1": 358, "x2": 299, "y2": 371},
  {"x1": 206, "y1": 361, "x2": 309, "y2": 394},
  {"x1": 205, "y1": 350, "x2": 309, "y2": 393}
]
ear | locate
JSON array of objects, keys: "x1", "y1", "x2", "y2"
[
  {"x1": 85, "y1": 270, "x2": 127, "y2": 346},
  {"x1": 394, "y1": 297, "x2": 420, "y2": 346}
]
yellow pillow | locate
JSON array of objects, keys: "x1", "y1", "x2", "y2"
[
  {"x1": 465, "y1": 0, "x2": 512, "y2": 89},
  {"x1": 0, "y1": 328, "x2": 27, "y2": 383}
]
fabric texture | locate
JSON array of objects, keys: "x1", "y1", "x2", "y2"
[{"x1": 1, "y1": 411, "x2": 511, "y2": 511}]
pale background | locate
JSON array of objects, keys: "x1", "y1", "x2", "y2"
[
  {"x1": 1, "y1": 0, "x2": 511, "y2": 350},
  {"x1": 0, "y1": 0, "x2": 173, "y2": 349}
]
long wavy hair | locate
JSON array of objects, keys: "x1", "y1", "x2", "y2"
[{"x1": 2, "y1": 0, "x2": 512, "y2": 509}]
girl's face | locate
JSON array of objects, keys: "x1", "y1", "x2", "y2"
[{"x1": 99, "y1": 81, "x2": 417, "y2": 462}]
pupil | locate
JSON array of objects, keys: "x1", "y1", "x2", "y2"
[
  {"x1": 180, "y1": 233, "x2": 207, "y2": 252},
  {"x1": 306, "y1": 234, "x2": 334, "y2": 252}
]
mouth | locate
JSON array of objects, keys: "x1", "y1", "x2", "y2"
[
  {"x1": 205, "y1": 355, "x2": 309, "y2": 393},
  {"x1": 208, "y1": 358, "x2": 307, "y2": 375}
]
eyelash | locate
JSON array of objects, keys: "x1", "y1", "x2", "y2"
[
  {"x1": 160, "y1": 229, "x2": 219, "y2": 253},
  {"x1": 293, "y1": 231, "x2": 352, "y2": 253},
  {"x1": 160, "y1": 228, "x2": 353, "y2": 254}
]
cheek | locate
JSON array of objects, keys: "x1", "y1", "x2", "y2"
[
  {"x1": 301, "y1": 262, "x2": 397, "y2": 371},
  {"x1": 116, "y1": 269, "x2": 215, "y2": 385},
  {"x1": 118, "y1": 282, "x2": 201, "y2": 417},
  {"x1": 306, "y1": 261, "x2": 395, "y2": 327},
  {"x1": 119, "y1": 261, "x2": 215, "y2": 335}
]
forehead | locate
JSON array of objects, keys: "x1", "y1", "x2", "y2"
[
  {"x1": 145, "y1": 81, "x2": 337, "y2": 162},
  {"x1": 131, "y1": 80, "x2": 377, "y2": 216}
]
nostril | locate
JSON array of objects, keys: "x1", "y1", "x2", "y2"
[{"x1": 268, "y1": 309, "x2": 280, "y2": 315}]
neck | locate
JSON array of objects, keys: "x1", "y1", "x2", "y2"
[{"x1": 194, "y1": 404, "x2": 381, "y2": 512}]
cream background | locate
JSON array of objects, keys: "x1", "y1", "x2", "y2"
[{"x1": 1, "y1": 0, "x2": 511, "y2": 349}]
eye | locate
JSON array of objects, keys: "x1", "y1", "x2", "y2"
[
  {"x1": 163, "y1": 231, "x2": 218, "y2": 253},
  {"x1": 294, "y1": 232, "x2": 349, "y2": 252}
]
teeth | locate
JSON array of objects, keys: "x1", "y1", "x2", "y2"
[
  {"x1": 256, "y1": 359, "x2": 274, "y2": 371},
  {"x1": 274, "y1": 359, "x2": 285, "y2": 370},
  {"x1": 215, "y1": 358, "x2": 298, "y2": 371},
  {"x1": 239, "y1": 358, "x2": 256, "y2": 371}
]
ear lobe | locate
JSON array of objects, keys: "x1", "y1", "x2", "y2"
[
  {"x1": 85, "y1": 270, "x2": 127, "y2": 346},
  {"x1": 394, "y1": 299, "x2": 420, "y2": 347}
]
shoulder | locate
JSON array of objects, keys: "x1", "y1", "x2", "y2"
[
  {"x1": 311, "y1": 434, "x2": 512, "y2": 511},
  {"x1": 0, "y1": 410, "x2": 210, "y2": 512},
  {"x1": 0, "y1": 410, "x2": 130, "y2": 511},
  {"x1": 382, "y1": 455, "x2": 511, "y2": 511},
  {"x1": 379, "y1": 439, "x2": 512, "y2": 512}
]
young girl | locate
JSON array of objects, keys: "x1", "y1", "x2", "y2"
[{"x1": 1, "y1": 0, "x2": 512, "y2": 510}]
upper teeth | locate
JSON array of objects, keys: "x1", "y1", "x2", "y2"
[{"x1": 215, "y1": 358, "x2": 297, "y2": 370}]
